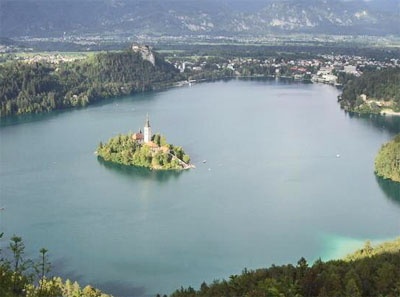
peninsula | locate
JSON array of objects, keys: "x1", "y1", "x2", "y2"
[
  {"x1": 375, "y1": 134, "x2": 400, "y2": 183},
  {"x1": 96, "y1": 115, "x2": 193, "y2": 170},
  {"x1": 339, "y1": 67, "x2": 400, "y2": 115}
]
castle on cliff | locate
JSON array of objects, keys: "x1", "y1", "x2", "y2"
[{"x1": 131, "y1": 44, "x2": 156, "y2": 66}]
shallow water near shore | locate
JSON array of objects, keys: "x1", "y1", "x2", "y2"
[{"x1": 1, "y1": 79, "x2": 399, "y2": 297}]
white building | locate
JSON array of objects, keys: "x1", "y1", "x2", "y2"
[{"x1": 144, "y1": 114, "x2": 152, "y2": 143}]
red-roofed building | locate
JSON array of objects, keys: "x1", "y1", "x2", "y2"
[
  {"x1": 132, "y1": 115, "x2": 153, "y2": 144},
  {"x1": 132, "y1": 129, "x2": 144, "y2": 142}
]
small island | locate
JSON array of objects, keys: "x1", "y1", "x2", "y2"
[
  {"x1": 96, "y1": 115, "x2": 193, "y2": 170},
  {"x1": 375, "y1": 134, "x2": 400, "y2": 183}
]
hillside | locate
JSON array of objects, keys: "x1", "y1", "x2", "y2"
[
  {"x1": 375, "y1": 135, "x2": 400, "y2": 183},
  {"x1": 1, "y1": 231, "x2": 399, "y2": 297},
  {"x1": 1, "y1": 0, "x2": 399, "y2": 38},
  {"x1": 0, "y1": 45, "x2": 180, "y2": 117},
  {"x1": 339, "y1": 67, "x2": 400, "y2": 114},
  {"x1": 170, "y1": 238, "x2": 400, "y2": 297}
]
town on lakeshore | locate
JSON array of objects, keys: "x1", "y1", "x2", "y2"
[
  {"x1": 5, "y1": 49, "x2": 398, "y2": 87},
  {"x1": 96, "y1": 115, "x2": 194, "y2": 171}
]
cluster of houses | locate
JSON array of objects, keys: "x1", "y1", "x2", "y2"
[
  {"x1": 171, "y1": 53, "x2": 399, "y2": 86},
  {"x1": 9, "y1": 53, "x2": 85, "y2": 64}
]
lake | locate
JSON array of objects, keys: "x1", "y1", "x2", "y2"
[{"x1": 0, "y1": 79, "x2": 399, "y2": 297}]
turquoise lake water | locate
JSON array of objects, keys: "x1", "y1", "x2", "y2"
[{"x1": 1, "y1": 79, "x2": 399, "y2": 296}]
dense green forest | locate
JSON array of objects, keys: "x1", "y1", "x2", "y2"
[
  {"x1": 97, "y1": 133, "x2": 191, "y2": 170},
  {"x1": 0, "y1": 233, "x2": 112, "y2": 297},
  {"x1": 0, "y1": 50, "x2": 180, "y2": 117},
  {"x1": 170, "y1": 239, "x2": 400, "y2": 297},
  {"x1": 375, "y1": 134, "x2": 400, "y2": 183},
  {"x1": 1, "y1": 232, "x2": 399, "y2": 297},
  {"x1": 339, "y1": 67, "x2": 400, "y2": 114}
]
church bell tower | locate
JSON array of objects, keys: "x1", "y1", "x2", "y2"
[{"x1": 144, "y1": 114, "x2": 152, "y2": 143}]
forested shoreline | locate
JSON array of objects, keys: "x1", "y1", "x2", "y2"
[
  {"x1": 375, "y1": 135, "x2": 400, "y2": 183},
  {"x1": 1, "y1": 231, "x2": 399, "y2": 297},
  {"x1": 0, "y1": 50, "x2": 180, "y2": 117},
  {"x1": 170, "y1": 239, "x2": 400, "y2": 297},
  {"x1": 339, "y1": 67, "x2": 400, "y2": 114},
  {"x1": 2, "y1": 46, "x2": 400, "y2": 118}
]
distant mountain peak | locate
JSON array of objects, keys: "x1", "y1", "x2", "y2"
[{"x1": 0, "y1": 0, "x2": 399, "y2": 38}]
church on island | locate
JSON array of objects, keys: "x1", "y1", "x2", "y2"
[
  {"x1": 132, "y1": 114, "x2": 153, "y2": 144},
  {"x1": 97, "y1": 113, "x2": 193, "y2": 170}
]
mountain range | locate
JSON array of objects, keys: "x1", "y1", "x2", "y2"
[{"x1": 1, "y1": 0, "x2": 399, "y2": 38}]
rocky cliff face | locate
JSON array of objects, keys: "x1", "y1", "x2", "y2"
[{"x1": 132, "y1": 44, "x2": 155, "y2": 66}]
